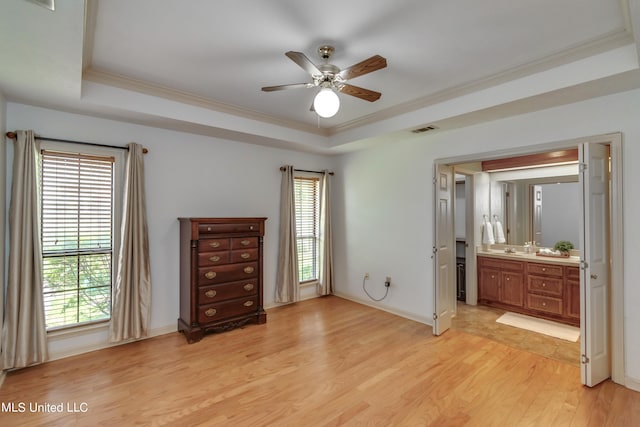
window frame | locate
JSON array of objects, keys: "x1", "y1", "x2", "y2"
[
  {"x1": 38, "y1": 140, "x2": 124, "y2": 332},
  {"x1": 293, "y1": 172, "x2": 323, "y2": 286}
]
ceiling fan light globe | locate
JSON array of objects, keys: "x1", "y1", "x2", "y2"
[{"x1": 313, "y1": 88, "x2": 340, "y2": 118}]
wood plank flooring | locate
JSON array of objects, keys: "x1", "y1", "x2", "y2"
[{"x1": 0, "y1": 296, "x2": 638, "y2": 426}]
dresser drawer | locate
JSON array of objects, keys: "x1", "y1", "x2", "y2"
[
  {"x1": 231, "y1": 237, "x2": 258, "y2": 249},
  {"x1": 527, "y1": 294, "x2": 563, "y2": 315},
  {"x1": 198, "y1": 251, "x2": 230, "y2": 266},
  {"x1": 198, "y1": 279, "x2": 258, "y2": 304},
  {"x1": 199, "y1": 238, "x2": 230, "y2": 251},
  {"x1": 199, "y1": 223, "x2": 261, "y2": 235},
  {"x1": 231, "y1": 248, "x2": 259, "y2": 263},
  {"x1": 478, "y1": 256, "x2": 524, "y2": 272},
  {"x1": 198, "y1": 296, "x2": 259, "y2": 324},
  {"x1": 199, "y1": 262, "x2": 259, "y2": 284},
  {"x1": 528, "y1": 262, "x2": 563, "y2": 277},
  {"x1": 528, "y1": 275, "x2": 563, "y2": 297}
]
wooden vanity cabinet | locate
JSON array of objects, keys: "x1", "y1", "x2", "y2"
[
  {"x1": 478, "y1": 257, "x2": 525, "y2": 309},
  {"x1": 178, "y1": 217, "x2": 267, "y2": 343},
  {"x1": 478, "y1": 255, "x2": 580, "y2": 326}
]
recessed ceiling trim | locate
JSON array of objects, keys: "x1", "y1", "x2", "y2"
[
  {"x1": 24, "y1": 0, "x2": 55, "y2": 11},
  {"x1": 83, "y1": 68, "x2": 330, "y2": 137},
  {"x1": 329, "y1": 28, "x2": 634, "y2": 135}
]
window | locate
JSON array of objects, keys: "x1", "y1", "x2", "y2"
[
  {"x1": 40, "y1": 149, "x2": 119, "y2": 330},
  {"x1": 294, "y1": 176, "x2": 320, "y2": 283}
]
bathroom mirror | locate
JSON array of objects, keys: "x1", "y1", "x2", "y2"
[{"x1": 489, "y1": 164, "x2": 580, "y2": 249}]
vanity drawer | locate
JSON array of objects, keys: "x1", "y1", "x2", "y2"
[
  {"x1": 198, "y1": 279, "x2": 258, "y2": 304},
  {"x1": 478, "y1": 256, "x2": 524, "y2": 272},
  {"x1": 528, "y1": 263, "x2": 563, "y2": 277},
  {"x1": 527, "y1": 294, "x2": 563, "y2": 315},
  {"x1": 198, "y1": 262, "x2": 259, "y2": 284},
  {"x1": 198, "y1": 296, "x2": 259, "y2": 324},
  {"x1": 528, "y1": 275, "x2": 563, "y2": 297}
]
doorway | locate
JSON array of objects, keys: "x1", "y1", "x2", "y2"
[{"x1": 433, "y1": 133, "x2": 624, "y2": 387}]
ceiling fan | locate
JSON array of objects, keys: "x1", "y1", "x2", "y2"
[{"x1": 261, "y1": 45, "x2": 387, "y2": 118}]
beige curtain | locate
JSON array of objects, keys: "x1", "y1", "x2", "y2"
[
  {"x1": 109, "y1": 143, "x2": 151, "y2": 342},
  {"x1": 317, "y1": 171, "x2": 334, "y2": 296},
  {"x1": 1, "y1": 130, "x2": 48, "y2": 370},
  {"x1": 275, "y1": 165, "x2": 299, "y2": 303}
]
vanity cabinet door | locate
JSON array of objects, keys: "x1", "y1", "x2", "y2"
[
  {"x1": 565, "y1": 267, "x2": 581, "y2": 321},
  {"x1": 501, "y1": 271, "x2": 525, "y2": 307},
  {"x1": 479, "y1": 268, "x2": 501, "y2": 302}
]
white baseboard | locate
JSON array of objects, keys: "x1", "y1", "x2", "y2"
[
  {"x1": 333, "y1": 292, "x2": 432, "y2": 326},
  {"x1": 48, "y1": 324, "x2": 177, "y2": 362},
  {"x1": 625, "y1": 376, "x2": 640, "y2": 393}
]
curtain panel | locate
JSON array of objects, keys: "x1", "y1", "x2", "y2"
[
  {"x1": 275, "y1": 165, "x2": 299, "y2": 303},
  {"x1": 1, "y1": 130, "x2": 48, "y2": 370},
  {"x1": 109, "y1": 143, "x2": 152, "y2": 342},
  {"x1": 318, "y1": 170, "x2": 334, "y2": 296}
]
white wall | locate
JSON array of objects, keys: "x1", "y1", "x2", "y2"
[
  {"x1": 5, "y1": 102, "x2": 334, "y2": 358},
  {"x1": 333, "y1": 88, "x2": 640, "y2": 385}
]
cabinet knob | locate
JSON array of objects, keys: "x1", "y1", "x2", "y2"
[
  {"x1": 542, "y1": 283, "x2": 546, "y2": 287},
  {"x1": 506, "y1": 277, "x2": 510, "y2": 281},
  {"x1": 244, "y1": 266, "x2": 254, "y2": 274},
  {"x1": 240, "y1": 252, "x2": 251, "y2": 259},
  {"x1": 205, "y1": 308, "x2": 217, "y2": 317},
  {"x1": 542, "y1": 268, "x2": 547, "y2": 272},
  {"x1": 542, "y1": 302, "x2": 547, "y2": 306},
  {"x1": 205, "y1": 271, "x2": 217, "y2": 280},
  {"x1": 205, "y1": 290, "x2": 217, "y2": 298},
  {"x1": 243, "y1": 283, "x2": 254, "y2": 291},
  {"x1": 491, "y1": 275, "x2": 495, "y2": 279},
  {"x1": 243, "y1": 300, "x2": 254, "y2": 307}
]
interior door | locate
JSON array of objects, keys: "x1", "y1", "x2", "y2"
[
  {"x1": 579, "y1": 143, "x2": 611, "y2": 387},
  {"x1": 433, "y1": 163, "x2": 455, "y2": 335}
]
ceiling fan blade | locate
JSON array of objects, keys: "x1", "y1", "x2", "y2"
[
  {"x1": 338, "y1": 55, "x2": 387, "y2": 81},
  {"x1": 262, "y1": 83, "x2": 314, "y2": 92},
  {"x1": 285, "y1": 51, "x2": 321, "y2": 76},
  {"x1": 337, "y1": 84, "x2": 382, "y2": 102}
]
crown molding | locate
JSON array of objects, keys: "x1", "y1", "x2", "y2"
[
  {"x1": 329, "y1": 27, "x2": 635, "y2": 135},
  {"x1": 83, "y1": 68, "x2": 330, "y2": 137}
]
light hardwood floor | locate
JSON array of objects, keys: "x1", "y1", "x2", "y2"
[{"x1": 0, "y1": 296, "x2": 638, "y2": 426}]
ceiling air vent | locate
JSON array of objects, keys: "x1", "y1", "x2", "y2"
[{"x1": 411, "y1": 125, "x2": 438, "y2": 134}]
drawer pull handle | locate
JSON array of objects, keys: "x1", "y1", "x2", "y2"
[
  {"x1": 209, "y1": 256, "x2": 220, "y2": 262},
  {"x1": 205, "y1": 290, "x2": 217, "y2": 298},
  {"x1": 243, "y1": 283, "x2": 254, "y2": 291},
  {"x1": 209, "y1": 241, "x2": 221, "y2": 248},
  {"x1": 205, "y1": 271, "x2": 217, "y2": 280},
  {"x1": 244, "y1": 266, "x2": 255, "y2": 274},
  {"x1": 542, "y1": 283, "x2": 546, "y2": 287},
  {"x1": 240, "y1": 252, "x2": 251, "y2": 259},
  {"x1": 205, "y1": 308, "x2": 217, "y2": 317},
  {"x1": 240, "y1": 240, "x2": 251, "y2": 246},
  {"x1": 542, "y1": 302, "x2": 547, "y2": 306},
  {"x1": 243, "y1": 300, "x2": 254, "y2": 307},
  {"x1": 542, "y1": 268, "x2": 546, "y2": 272}
]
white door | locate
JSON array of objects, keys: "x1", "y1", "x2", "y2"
[
  {"x1": 433, "y1": 164, "x2": 455, "y2": 335},
  {"x1": 579, "y1": 143, "x2": 611, "y2": 386}
]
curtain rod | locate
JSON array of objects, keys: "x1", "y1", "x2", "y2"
[
  {"x1": 5, "y1": 131, "x2": 148, "y2": 154},
  {"x1": 279, "y1": 166, "x2": 334, "y2": 175}
]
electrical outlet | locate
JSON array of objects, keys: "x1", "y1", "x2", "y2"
[
  {"x1": 364, "y1": 272, "x2": 370, "y2": 280},
  {"x1": 385, "y1": 276, "x2": 391, "y2": 287}
]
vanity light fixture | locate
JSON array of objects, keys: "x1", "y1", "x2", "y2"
[{"x1": 313, "y1": 88, "x2": 340, "y2": 118}]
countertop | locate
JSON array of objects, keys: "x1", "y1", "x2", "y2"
[{"x1": 476, "y1": 248, "x2": 581, "y2": 266}]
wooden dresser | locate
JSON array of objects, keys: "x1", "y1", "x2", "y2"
[{"x1": 178, "y1": 217, "x2": 267, "y2": 343}]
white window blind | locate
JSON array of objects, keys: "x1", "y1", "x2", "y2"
[
  {"x1": 294, "y1": 176, "x2": 320, "y2": 283},
  {"x1": 41, "y1": 150, "x2": 115, "y2": 330}
]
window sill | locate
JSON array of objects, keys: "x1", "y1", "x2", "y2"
[
  {"x1": 300, "y1": 280, "x2": 318, "y2": 288},
  {"x1": 47, "y1": 320, "x2": 110, "y2": 339}
]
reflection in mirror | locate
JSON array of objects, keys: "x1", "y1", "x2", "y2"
[{"x1": 489, "y1": 164, "x2": 580, "y2": 249}]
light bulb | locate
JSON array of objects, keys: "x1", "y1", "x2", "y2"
[{"x1": 313, "y1": 88, "x2": 340, "y2": 118}]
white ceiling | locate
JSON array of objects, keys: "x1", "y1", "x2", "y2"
[{"x1": 1, "y1": 0, "x2": 640, "y2": 153}]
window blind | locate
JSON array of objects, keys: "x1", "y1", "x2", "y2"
[
  {"x1": 41, "y1": 150, "x2": 115, "y2": 329},
  {"x1": 294, "y1": 176, "x2": 320, "y2": 283}
]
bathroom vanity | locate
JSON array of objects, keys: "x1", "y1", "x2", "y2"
[{"x1": 477, "y1": 247, "x2": 580, "y2": 326}]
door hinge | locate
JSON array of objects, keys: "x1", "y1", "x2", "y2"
[
  {"x1": 579, "y1": 162, "x2": 587, "y2": 172},
  {"x1": 581, "y1": 354, "x2": 590, "y2": 364},
  {"x1": 433, "y1": 313, "x2": 439, "y2": 321},
  {"x1": 580, "y1": 260, "x2": 589, "y2": 270}
]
